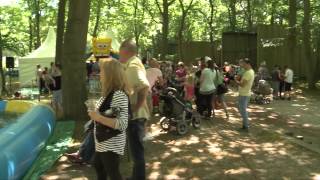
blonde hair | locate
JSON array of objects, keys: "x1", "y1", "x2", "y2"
[
  {"x1": 99, "y1": 58, "x2": 131, "y2": 97},
  {"x1": 186, "y1": 74, "x2": 194, "y2": 85}
]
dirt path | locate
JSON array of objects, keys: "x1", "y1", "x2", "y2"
[{"x1": 42, "y1": 89, "x2": 320, "y2": 180}]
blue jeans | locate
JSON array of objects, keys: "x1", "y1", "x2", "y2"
[
  {"x1": 128, "y1": 119, "x2": 146, "y2": 180},
  {"x1": 79, "y1": 130, "x2": 95, "y2": 162},
  {"x1": 238, "y1": 96, "x2": 250, "y2": 128}
]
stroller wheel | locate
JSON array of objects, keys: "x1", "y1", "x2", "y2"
[
  {"x1": 255, "y1": 96, "x2": 263, "y2": 105},
  {"x1": 191, "y1": 116, "x2": 201, "y2": 129},
  {"x1": 160, "y1": 118, "x2": 171, "y2": 131},
  {"x1": 266, "y1": 98, "x2": 271, "y2": 104},
  {"x1": 177, "y1": 122, "x2": 188, "y2": 135}
]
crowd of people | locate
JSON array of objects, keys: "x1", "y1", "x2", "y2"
[{"x1": 60, "y1": 39, "x2": 296, "y2": 180}]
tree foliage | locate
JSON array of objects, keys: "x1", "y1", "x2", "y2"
[{"x1": 1, "y1": 0, "x2": 320, "y2": 86}]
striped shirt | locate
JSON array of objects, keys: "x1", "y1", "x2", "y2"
[{"x1": 94, "y1": 90, "x2": 129, "y2": 155}]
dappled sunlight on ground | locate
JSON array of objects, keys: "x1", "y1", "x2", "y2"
[
  {"x1": 42, "y1": 88, "x2": 320, "y2": 179},
  {"x1": 312, "y1": 173, "x2": 320, "y2": 180}
]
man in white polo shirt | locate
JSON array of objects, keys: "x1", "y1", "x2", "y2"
[{"x1": 284, "y1": 65, "x2": 294, "y2": 100}]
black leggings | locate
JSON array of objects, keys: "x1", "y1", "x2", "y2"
[
  {"x1": 94, "y1": 151, "x2": 122, "y2": 180},
  {"x1": 279, "y1": 81, "x2": 285, "y2": 97},
  {"x1": 198, "y1": 93, "x2": 214, "y2": 117}
]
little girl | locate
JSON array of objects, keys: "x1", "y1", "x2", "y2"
[{"x1": 184, "y1": 74, "x2": 195, "y2": 102}]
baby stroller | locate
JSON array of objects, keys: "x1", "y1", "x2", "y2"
[
  {"x1": 159, "y1": 87, "x2": 201, "y2": 135},
  {"x1": 166, "y1": 78, "x2": 185, "y2": 97},
  {"x1": 251, "y1": 79, "x2": 273, "y2": 105}
]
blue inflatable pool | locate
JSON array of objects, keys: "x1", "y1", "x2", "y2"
[{"x1": 0, "y1": 101, "x2": 56, "y2": 180}]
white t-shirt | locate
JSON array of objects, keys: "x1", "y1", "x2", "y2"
[
  {"x1": 285, "y1": 69, "x2": 293, "y2": 83},
  {"x1": 200, "y1": 68, "x2": 216, "y2": 94},
  {"x1": 36, "y1": 68, "x2": 42, "y2": 81},
  {"x1": 146, "y1": 68, "x2": 163, "y2": 91}
]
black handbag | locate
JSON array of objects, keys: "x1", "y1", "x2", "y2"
[
  {"x1": 215, "y1": 70, "x2": 228, "y2": 95},
  {"x1": 95, "y1": 92, "x2": 122, "y2": 142},
  {"x1": 217, "y1": 83, "x2": 228, "y2": 95}
]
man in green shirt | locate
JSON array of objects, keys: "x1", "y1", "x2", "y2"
[{"x1": 236, "y1": 59, "x2": 255, "y2": 132}]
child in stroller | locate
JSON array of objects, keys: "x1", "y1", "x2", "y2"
[
  {"x1": 251, "y1": 79, "x2": 273, "y2": 104},
  {"x1": 159, "y1": 87, "x2": 201, "y2": 135}
]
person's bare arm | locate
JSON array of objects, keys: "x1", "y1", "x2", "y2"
[
  {"x1": 49, "y1": 76, "x2": 56, "y2": 87},
  {"x1": 236, "y1": 78, "x2": 248, "y2": 87},
  {"x1": 157, "y1": 76, "x2": 164, "y2": 86}
]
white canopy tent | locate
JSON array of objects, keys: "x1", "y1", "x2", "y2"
[
  {"x1": 19, "y1": 27, "x2": 56, "y2": 86},
  {"x1": 18, "y1": 28, "x2": 121, "y2": 86}
]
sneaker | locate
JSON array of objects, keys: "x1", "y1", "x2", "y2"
[{"x1": 65, "y1": 153, "x2": 85, "y2": 164}]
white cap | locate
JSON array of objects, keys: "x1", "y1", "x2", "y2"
[{"x1": 204, "y1": 56, "x2": 212, "y2": 62}]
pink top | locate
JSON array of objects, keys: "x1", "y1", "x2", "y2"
[
  {"x1": 184, "y1": 84, "x2": 194, "y2": 101},
  {"x1": 176, "y1": 68, "x2": 187, "y2": 78}
]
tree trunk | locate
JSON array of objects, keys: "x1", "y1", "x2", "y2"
[
  {"x1": 246, "y1": 0, "x2": 253, "y2": 31},
  {"x1": 315, "y1": 30, "x2": 320, "y2": 82},
  {"x1": 161, "y1": 0, "x2": 170, "y2": 60},
  {"x1": 270, "y1": 0, "x2": 276, "y2": 25},
  {"x1": 0, "y1": 30, "x2": 7, "y2": 96},
  {"x1": 288, "y1": 0, "x2": 297, "y2": 69},
  {"x1": 28, "y1": 16, "x2": 33, "y2": 52},
  {"x1": 55, "y1": 0, "x2": 67, "y2": 64},
  {"x1": 62, "y1": 0, "x2": 91, "y2": 121},
  {"x1": 229, "y1": 0, "x2": 237, "y2": 31},
  {"x1": 178, "y1": 14, "x2": 186, "y2": 61},
  {"x1": 35, "y1": 0, "x2": 41, "y2": 48},
  {"x1": 177, "y1": 0, "x2": 194, "y2": 61},
  {"x1": 92, "y1": 0, "x2": 102, "y2": 38},
  {"x1": 134, "y1": 0, "x2": 140, "y2": 49},
  {"x1": 302, "y1": 0, "x2": 315, "y2": 89},
  {"x1": 209, "y1": 0, "x2": 215, "y2": 58}
]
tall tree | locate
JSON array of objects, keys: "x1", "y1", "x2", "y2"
[
  {"x1": 28, "y1": 16, "x2": 33, "y2": 52},
  {"x1": 302, "y1": 0, "x2": 316, "y2": 89},
  {"x1": 62, "y1": 0, "x2": 91, "y2": 121},
  {"x1": 246, "y1": 0, "x2": 253, "y2": 31},
  {"x1": 133, "y1": 0, "x2": 146, "y2": 49},
  {"x1": 55, "y1": 0, "x2": 67, "y2": 64},
  {"x1": 270, "y1": 0, "x2": 276, "y2": 25},
  {"x1": 34, "y1": 0, "x2": 41, "y2": 48},
  {"x1": 92, "y1": 0, "x2": 102, "y2": 37},
  {"x1": 177, "y1": 0, "x2": 195, "y2": 60},
  {"x1": 0, "y1": 30, "x2": 7, "y2": 96},
  {"x1": 197, "y1": 0, "x2": 217, "y2": 57},
  {"x1": 208, "y1": 0, "x2": 215, "y2": 44},
  {"x1": 288, "y1": 0, "x2": 297, "y2": 71},
  {"x1": 155, "y1": 0, "x2": 176, "y2": 59},
  {"x1": 228, "y1": 0, "x2": 237, "y2": 31}
]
